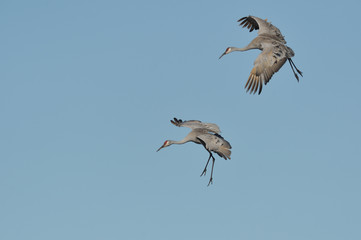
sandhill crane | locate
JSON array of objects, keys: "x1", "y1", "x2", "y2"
[
  {"x1": 219, "y1": 15, "x2": 303, "y2": 94},
  {"x1": 157, "y1": 118, "x2": 232, "y2": 186}
]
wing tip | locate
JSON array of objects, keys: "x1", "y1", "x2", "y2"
[
  {"x1": 244, "y1": 73, "x2": 265, "y2": 95},
  {"x1": 171, "y1": 118, "x2": 183, "y2": 126},
  {"x1": 237, "y1": 16, "x2": 259, "y2": 32}
]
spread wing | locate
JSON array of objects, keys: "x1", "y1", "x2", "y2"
[
  {"x1": 238, "y1": 16, "x2": 286, "y2": 44},
  {"x1": 170, "y1": 118, "x2": 221, "y2": 134},
  {"x1": 197, "y1": 133, "x2": 232, "y2": 160},
  {"x1": 244, "y1": 42, "x2": 288, "y2": 94}
]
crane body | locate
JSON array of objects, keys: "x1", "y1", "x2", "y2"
[
  {"x1": 220, "y1": 16, "x2": 303, "y2": 94},
  {"x1": 157, "y1": 118, "x2": 232, "y2": 186}
]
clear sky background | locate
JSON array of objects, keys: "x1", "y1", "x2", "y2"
[{"x1": 1, "y1": 0, "x2": 361, "y2": 239}]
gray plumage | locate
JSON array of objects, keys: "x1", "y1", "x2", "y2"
[
  {"x1": 157, "y1": 118, "x2": 232, "y2": 186},
  {"x1": 170, "y1": 119, "x2": 221, "y2": 134},
  {"x1": 219, "y1": 15, "x2": 303, "y2": 94}
]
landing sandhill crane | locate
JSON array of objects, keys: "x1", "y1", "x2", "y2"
[
  {"x1": 157, "y1": 118, "x2": 232, "y2": 186},
  {"x1": 219, "y1": 16, "x2": 303, "y2": 94}
]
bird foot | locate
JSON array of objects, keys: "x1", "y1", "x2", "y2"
[
  {"x1": 200, "y1": 169, "x2": 207, "y2": 177},
  {"x1": 294, "y1": 73, "x2": 299, "y2": 82},
  {"x1": 207, "y1": 178, "x2": 213, "y2": 186}
]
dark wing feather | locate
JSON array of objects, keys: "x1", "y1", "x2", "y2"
[
  {"x1": 170, "y1": 118, "x2": 221, "y2": 133},
  {"x1": 238, "y1": 16, "x2": 286, "y2": 43},
  {"x1": 238, "y1": 16, "x2": 259, "y2": 32}
]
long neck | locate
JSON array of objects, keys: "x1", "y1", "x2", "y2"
[
  {"x1": 231, "y1": 47, "x2": 250, "y2": 52},
  {"x1": 232, "y1": 44, "x2": 260, "y2": 52},
  {"x1": 233, "y1": 39, "x2": 262, "y2": 52},
  {"x1": 169, "y1": 138, "x2": 190, "y2": 145}
]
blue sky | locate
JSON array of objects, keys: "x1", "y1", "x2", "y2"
[{"x1": 1, "y1": 0, "x2": 361, "y2": 239}]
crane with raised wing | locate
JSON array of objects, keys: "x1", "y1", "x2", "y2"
[
  {"x1": 157, "y1": 118, "x2": 232, "y2": 186},
  {"x1": 220, "y1": 16, "x2": 303, "y2": 94}
]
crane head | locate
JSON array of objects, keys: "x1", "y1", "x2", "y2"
[
  {"x1": 157, "y1": 140, "x2": 171, "y2": 152},
  {"x1": 219, "y1": 47, "x2": 232, "y2": 59}
]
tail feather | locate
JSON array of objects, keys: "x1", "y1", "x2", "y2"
[{"x1": 217, "y1": 146, "x2": 231, "y2": 160}]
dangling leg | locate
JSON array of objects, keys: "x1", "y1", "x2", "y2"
[
  {"x1": 289, "y1": 58, "x2": 303, "y2": 77},
  {"x1": 197, "y1": 137, "x2": 216, "y2": 185},
  {"x1": 200, "y1": 152, "x2": 212, "y2": 177},
  {"x1": 207, "y1": 154, "x2": 216, "y2": 186},
  {"x1": 288, "y1": 59, "x2": 300, "y2": 81}
]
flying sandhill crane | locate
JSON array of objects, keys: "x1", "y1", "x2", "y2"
[
  {"x1": 157, "y1": 118, "x2": 232, "y2": 186},
  {"x1": 219, "y1": 15, "x2": 303, "y2": 94}
]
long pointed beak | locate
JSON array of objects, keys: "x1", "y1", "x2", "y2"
[
  {"x1": 219, "y1": 51, "x2": 227, "y2": 59},
  {"x1": 156, "y1": 145, "x2": 164, "y2": 152}
]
